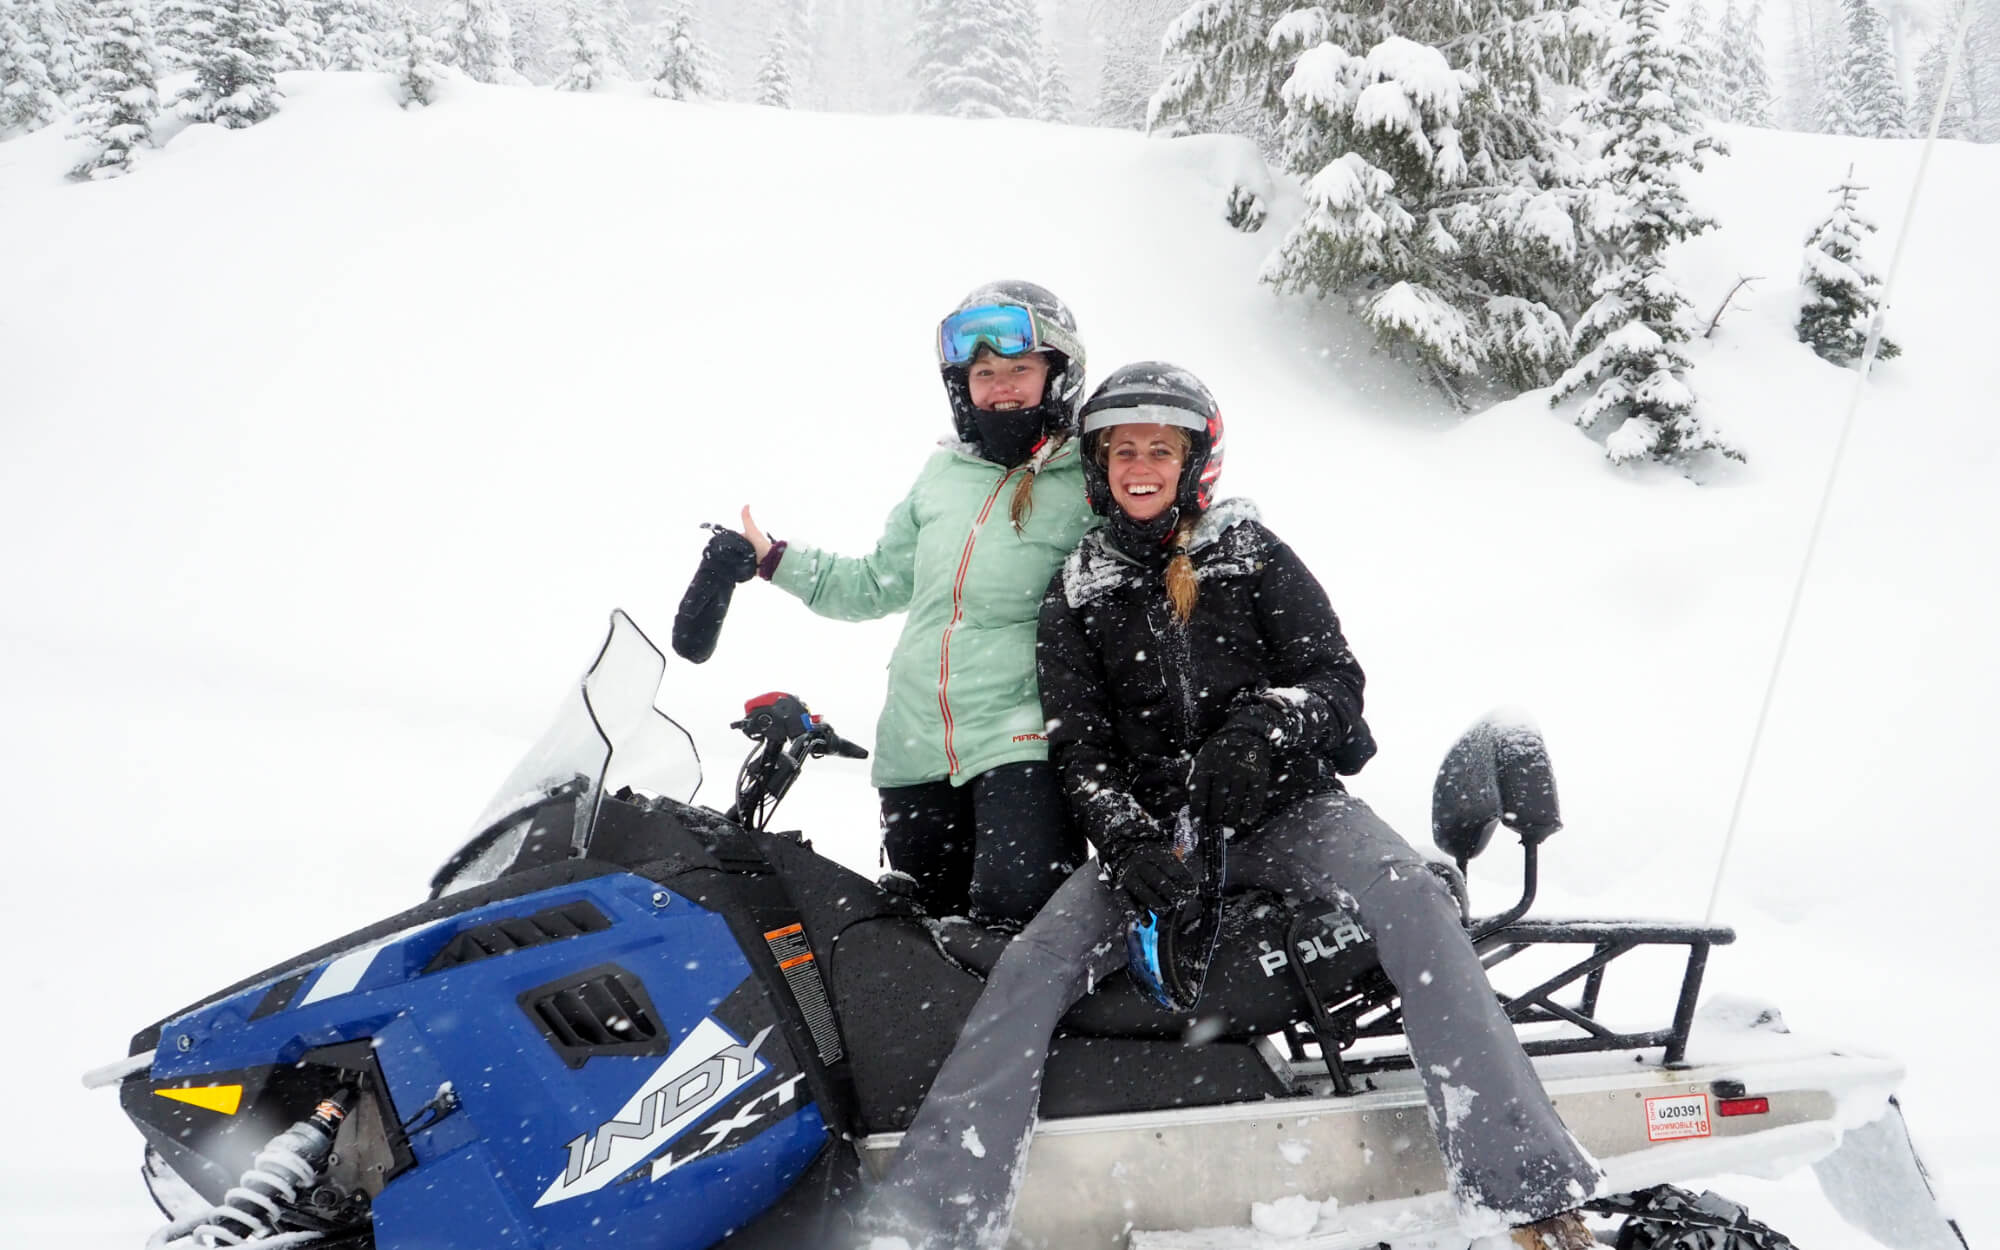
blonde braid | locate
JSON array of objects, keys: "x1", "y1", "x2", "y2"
[
  {"x1": 1009, "y1": 435, "x2": 1064, "y2": 531},
  {"x1": 1165, "y1": 514, "x2": 1198, "y2": 623}
]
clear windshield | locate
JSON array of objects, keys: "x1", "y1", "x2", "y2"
[{"x1": 432, "y1": 611, "x2": 702, "y2": 896}]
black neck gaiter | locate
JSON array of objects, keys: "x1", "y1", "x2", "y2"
[
  {"x1": 1104, "y1": 506, "x2": 1182, "y2": 571},
  {"x1": 971, "y1": 407, "x2": 1044, "y2": 468}
]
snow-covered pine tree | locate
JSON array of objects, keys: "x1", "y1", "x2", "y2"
[
  {"x1": 500, "y1": 0, "x2": 556, "y2": 83},
  {"x1": 1155, "y1": 0, "x2": 1611, "y2": 394},
  {"x1": 1797, "y1": 165, "x2": 1900, "y2": 365},
  {"x1": 1962, "y1": 0, "x2": 1998, "y2": 140},
  {"x1": 1816, "y1": 45, "x2": 1858, "y2": 133},
  {"x1": 601, "y1": 0, "x2": 633, "y2": 79},
  {"x1": 395, "y1": 3, "x2": 442, "y2": 104},
  {"x1": 647, "y1": 0, "x2": 715, "y2": 100},
  {"x1": 1717, "y1": 0, "x2": 1776, "y2": 125},
  {"x1": 68, "y1": 0, "x2": 160, "y2": 178},
  {"x1": 910, "y1": 0, "x2": 1038, "y2": 120},
  {"x1": 0, "y1": 0, "x2": 79, "y2": 137},
  {"x1": 1680, "y1": 0, "x2": 1719, "y2": 116},
  {"x1": 1782, "y1": 0, "x2": 1827, "y2": 129},
  {"x1": 1093, "y1": 29, "x2": 1155, "y2": 128},
  {"x1": 1551, "y1": 0, "x2": 1735, "y2": 466},
  {"x1": 755, "y1": 24, "x2": 792, "y2": 106},
  {"x1": 1835, "y1": 0, "x2": 1906, "y2": 135},
  {"x1": 323, "y1": 0, "x2": 389, "y2": 70},
  {"x1": 808, "y1": 0, "x2": 912, "y2": 112},
  {"x1": 179, "y1": 0, "x2": 293, "y2": 128},
  {"x1": 1911, "y1": 0, "x2": 1995, "y2": 140},
  {"x1": 553, "y1": 0, "x2": 623, "y2": 90},
  {"x1": 279, "y1": 0, "x2": 326, "y2": 68},
  {"x1": 1086, "y1": 0, "x2": 1190, "y2": 128},
  {"x1": 154, "y1": 0, "x2": 204, "y2": 68},
  {"x1": 434, "y1": 0, "x2": 517, "y2": 83},
  {"x1": 1037, "y1": 41, "x2": 1071, "y2": 122},
  {"x1": 776, "y1": 0, "x2": 815, "y2": 108}
]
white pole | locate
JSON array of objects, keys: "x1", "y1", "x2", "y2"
[{"x1": 1702, "y1": 2, "x2": 1978, "y2": 926}]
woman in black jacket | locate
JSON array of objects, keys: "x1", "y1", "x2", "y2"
[{"x1": 858, "y1": 364, "x2": 1600, "y2": 1250}]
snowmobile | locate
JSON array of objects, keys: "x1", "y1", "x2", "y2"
[{"x1": 89, "y1": 611, "x2": 1971, "y2": 1250}]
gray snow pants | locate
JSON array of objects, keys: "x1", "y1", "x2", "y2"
[{"x1": 859, "y1": 792, "x2": 1602, "y2": 1249}]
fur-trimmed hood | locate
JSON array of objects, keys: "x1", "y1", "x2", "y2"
[{"x1": 1061, "y1": 497, "x2": 1263, "y2": 609}]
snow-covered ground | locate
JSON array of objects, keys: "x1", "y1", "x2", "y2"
[{"x1": 1, "y1": 72, "x2": 1994, "y2": 1246}]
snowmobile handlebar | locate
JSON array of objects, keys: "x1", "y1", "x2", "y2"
[
  {"x1": 731, "y1": 691, "x2": 869, "y2": 760},
  {"x1": 726, "y1": 691, "x2": 867, "y2": 832}
]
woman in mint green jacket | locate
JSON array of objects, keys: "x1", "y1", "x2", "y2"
[{"x1": 735, "y1": 281, "x2": 1099, "y2": 926}]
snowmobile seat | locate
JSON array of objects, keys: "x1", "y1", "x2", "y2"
[{"x1": 928, "y1": 861, "x2": 1467, "y2": 1043}]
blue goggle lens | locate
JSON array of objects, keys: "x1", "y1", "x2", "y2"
[{"x1": 939, "y1": 304, "x2": 1039, "y2": 366}]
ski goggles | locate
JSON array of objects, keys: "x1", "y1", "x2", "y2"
[{"x1": 936, "y1": 303, "x2": 1082, "y2": 368}]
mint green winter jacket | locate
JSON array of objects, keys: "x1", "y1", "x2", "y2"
[{"x1": 769, "y1": 440, "x2": 1097, "y2": 790}]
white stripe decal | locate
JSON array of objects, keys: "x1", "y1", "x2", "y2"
[
  {"x1": 299, "y1": 941, "x2": 388, "y2": 1005},
  {"x1": 296, "y1": 917, "x2": 441, "y2": 1006}
]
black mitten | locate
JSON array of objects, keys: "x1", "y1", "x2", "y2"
[
  {"x1": 1187, "y1": 721, "x2": 1273, "y2": 832},
  {"x1": 672, "y1": 529, "x2": 758, "y2": 663}
]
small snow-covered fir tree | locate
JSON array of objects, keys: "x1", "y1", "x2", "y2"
[
  {"x1": 1797, "y1": 166, "x2": 1901, "y2": 366},
  {"x1": 1157, "y1": 1, "x2": 1612, "y2": 395},
  {"x1": 68, "y1": 0, "x2": 160, "y2": 178},
  {"x1": 322, "y1": 0, "x2": 389, "y2": 70},
  {"x1": 1036, "y1": 43, "x2": 1070, "y2": 122},
  {"x1": 1834, "y1": 0, "x2": 1907, "y2": 135},
  {"x1": 179, "y1": 0, "x2": 293, "y2": 128},
  {"x1": 911, "y1": 0, "x2": 1038, "y2": 120},
  {"x1": 434, "y1": 0, "x2": 516, "y2": 84},
  {"x1": 1552, "y1": 0, "x2": 1735, "y2": 467},
  {"x1": 646, "y1": 0, "x2": 714, "y2": 100},
  {"x1": 1, "y1": 0, "x2": 80, "y2": 137},
  {"x1": 395, "y1": 3, "x2": 441, "y2": 104},
  {"x1": 755, "y1": 25, "x2": 792, "y2": 107}
]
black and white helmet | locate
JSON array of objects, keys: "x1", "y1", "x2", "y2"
[
  {"x1": 937, "y1": 280, "x2": 1087, "y2": 447},
  {"x1": 1078, "y1": 362, "x2": 1226, "y2": 517}
]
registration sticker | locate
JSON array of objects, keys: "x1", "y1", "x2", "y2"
[{"x1": 1645, "y1": 1093, "x2": 1712, "y2": 1141}]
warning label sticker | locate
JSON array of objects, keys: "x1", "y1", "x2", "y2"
[
  {"x1": 1644, "y1": 1093, "x2": 1712, "y2": 1141},
  {"x1": 762, "y1": 922, "x2": 844, "y2": 1065}
]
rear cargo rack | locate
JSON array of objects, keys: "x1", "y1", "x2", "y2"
[{"x1": 1279, "y1": 918, "x2": 1734, "y2": 1095}]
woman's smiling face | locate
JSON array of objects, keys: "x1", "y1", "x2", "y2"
[
  {"x1": 1102, "y1": 423, "x2": 1186, "y2": 522},
  {"x1": 965, "y1": 349, "x2": 1050, "y2": 412}
]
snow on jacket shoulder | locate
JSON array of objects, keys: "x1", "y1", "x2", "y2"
[
  {"x1": 769, "y1": 440, "x2": 1098, "y2": 789},
  {"x1": 1036, "y1": 498, "x2": 1376, "y2": 873}
]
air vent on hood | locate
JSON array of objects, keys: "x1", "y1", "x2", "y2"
[
  {"x1": 424, "y1": 901, "x2": 611, "y2": 974},
  {"x1": 519, "y1": 965, "x2": 669, "y2": 1068}
]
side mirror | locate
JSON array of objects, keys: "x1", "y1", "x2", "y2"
[{"x1": 1431, "y1": 715, "x2": 1562, "y2": 864}]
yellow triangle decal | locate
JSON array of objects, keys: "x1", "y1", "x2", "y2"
[{"x1": 156, "y1": 1085, "x2": 243, "y2": 1115}]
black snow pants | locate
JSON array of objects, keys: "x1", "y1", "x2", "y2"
[
  {"x1": 858, "y1": 791, "x2": 1603, "y2": 1250},
  {"x1": 877, "y1": 761, "x2": 1083, "y2": 928}
]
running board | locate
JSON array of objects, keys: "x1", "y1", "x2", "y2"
[
  {"x1": 857, "y1": 1050, "x2": 1908, "y2": 1250},
  {"x1": 1130, "y1": 1123, "x2": 1841, "y2": 1250}
]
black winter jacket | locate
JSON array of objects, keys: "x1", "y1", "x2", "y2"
[{"x1": 1035, "y1": 499, "x2": 1378, "y2": 875}]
